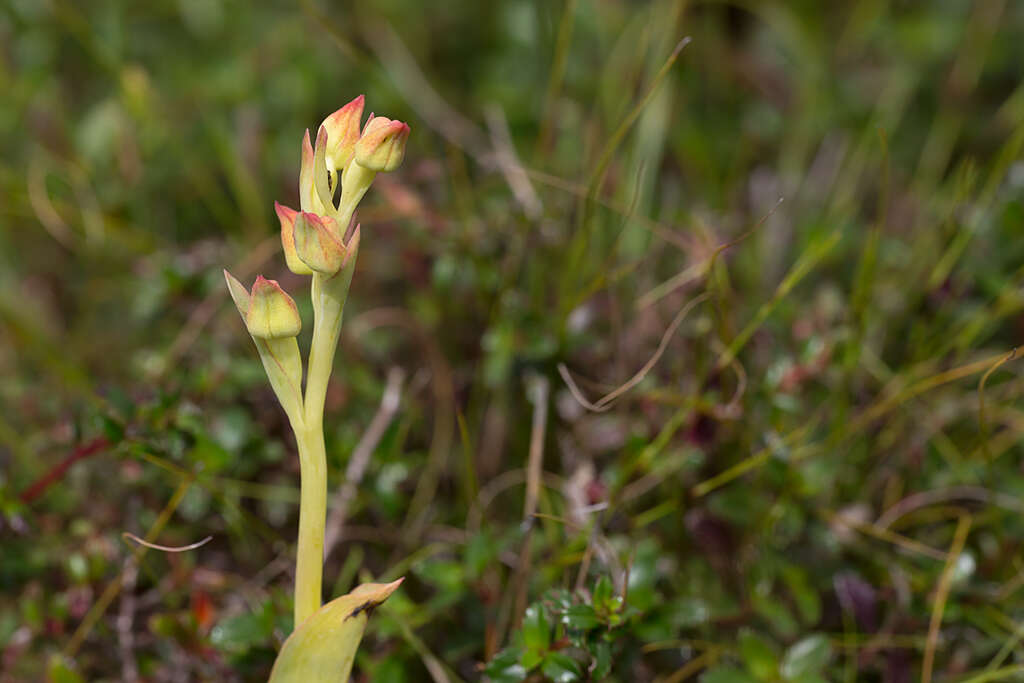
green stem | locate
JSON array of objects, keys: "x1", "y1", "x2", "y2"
[
  {"x1": 293, "y1": 418, "x2": 327, "y2": 626},
  {"x1": 292, "y1": 263, "x2": 356, "y2": 627},
  {"x1": 305, "y1": 273, "x2": 343, "y2": 427}
]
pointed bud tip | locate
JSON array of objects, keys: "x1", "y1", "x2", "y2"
[
  {"x1": 274, "y1": 201, "x2": 298, "y2": 220},
  {"x1": 224, "y1": 269, "x2": 251, "y2": 319},
  {"x1": 348, "y1": 577, "x2": 404, "y2": 606},
  {"x1": 323, "y1": 96, "x2": 367, "y2": 172},
  {"x1": 326, "y1": 94, "x2": 365, "y2": 119}
]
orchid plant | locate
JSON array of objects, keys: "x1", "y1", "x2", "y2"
[{"x1": 223, "y1": 95, "x2": 409, "y2": 680}]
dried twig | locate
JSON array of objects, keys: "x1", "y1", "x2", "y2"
[
  {"x1": 559, "y1": 293, "x2": 708, "y2": 412},
  {"x1": 65, "y1": 476, "x2": 194, "y2": 658},
  {"x1": 121, "y1": 533, "x2": 213, "y2": 553}
]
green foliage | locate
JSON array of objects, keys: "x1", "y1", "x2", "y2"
[
  {"x1": 4, "y1": 0, "x2": 1024, "y2": 680},
  {"x1": 486, "y1": 578, "x2": 642, "y2": 681},
  {"x1": 703, "y1": 631, "x2": 832, "y2": 683}
]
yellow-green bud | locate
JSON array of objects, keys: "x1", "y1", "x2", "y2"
[
  {"x1": 293, "y1": 212, "x2": 349, "y2": 275},
  {"x1": 354, "y1": 115, "x2": 410, "y2": 173},
  {"x1": 245, "y1": 276, "x2": 302, "y2": 339}
]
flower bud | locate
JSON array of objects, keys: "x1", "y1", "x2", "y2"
[
  {"x1": 293, "y1": 212, "x2": 349, "y2": 275},
  {"x1": 321, "y1": 95, "x2": 364, "y2": 175},
  {"x1": 299, "y1": 128, "x2": 333, "y2": 216},
  {"x1": 354, "y1": 115, "x2": 410, "y2": 173},
  {"x1": 275, "y1": 202, "x2": 314, "y2": 276},
  {"x1": 245, "y1": 276, "x2": 302, "y2": 339}
]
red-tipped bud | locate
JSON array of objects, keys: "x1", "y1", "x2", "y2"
[
  {"x1": 245, "y1": 276, "x2": 302, "y2": 339},
  {"x1": 299, "y1": 129, "x2": 333, "y2": 216},
  {"x1": 354, "y1": 116, "x2": 410, "y2": 173},
  {"x1": 275, "y1": 202, "x2": 314, "y2": 276},
  {"x1": 321, "y1": 95, "x2": 364, "y2": 174},
  {"x1": 293, "y1": 212, "x2": 348, "y2": 275}
]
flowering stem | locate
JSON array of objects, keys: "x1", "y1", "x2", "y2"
[
  {"x1": 228, "y1": 95, "x2": 408, "y2": 637},
  {"x1": 291, "y1": 263, "x2": 356, "y2": 626},
  {"x1": 293, "y1": 419, "x2": 326, "y2": 626}
]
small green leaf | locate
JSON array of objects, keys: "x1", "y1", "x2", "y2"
[
  {"x1": 593, "y1": 640, "x2": 612, "y2": 679},
  {"x1": 484, "y1": 648, "x2": 528, "y2": 682},
  {"x1": 738, "y1": 629, "x2": 779, "y2": 680},
  {"x1": 752, "y1": 593, "x2": 798, "y2": 639},
  {"x1": 781, "y1": 566, "x2": 821, "y2": 626},
  {"x1": 522, "y1": 604, "x2": 550, "y2": 652},
  {"x1": 593, "y1": 576, "x2": 614, "y2": 610},
  {"x1": 565, "y1": 604, "x2": 601, "y2": 630},
  {"x1": 211, "y1": 606, "x2": 274, "y2": 653},
  {"x1": 542, "y1": 652, "x2": 582, "y2": 682},
  {"x1": 520, "y1": 647, "x2": 544, "y2": 670},
  {"x1": 100, "y1": 415, "x2": 125, "y2": 442},
  {"x1": 781, "y1": 634, "x2": 832, "y2": 680}
]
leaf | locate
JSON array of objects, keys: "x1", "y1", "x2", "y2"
[
  {"x1": 593, "y1": 575, "x2": 614, "y2": 610},
  {"x1": 565, "y1": 604, "x2": 601, "y2": 631},
  {"x1": 541, "y1": 652, "x2": 582, "y2": 682},
  {"x1": 521, "y1": 604, "x2": 550, "y2": 652},
  {"x1": 752, "y1": 593, "x2": 798, "y2": 639},
  {"x1": 781, "y1": 565, "x2": 821, "y2": 626},
  {"x1": 484, "y1": 648, "x2": 528, "y2": 682},
  {"x1": 210, "y1": 600, "x2": 275, "y2": 653},
  {"x1": 268, "y1": 579, "x2": 403, "y2": 682},
  {"x1": 738, "y1": 629, "x2": 779, "y2": 680},
  {"x1": 780, "y1": 634, "x2": 832, "y2": 680},
  {"x1": 520, "y1": 647, "x2": 544, "y2": 670},
  {"x1": 592, "y1": 640, "x2": 612, "y2": 679}
]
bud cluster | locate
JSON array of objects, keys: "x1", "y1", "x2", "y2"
[{"x1": 226, "y1": 95, "x2": 409, "y2": 341}]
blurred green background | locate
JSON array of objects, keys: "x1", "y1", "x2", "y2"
[{"x1": 3, "y1": 0, "x2": 1024, "y2": 680}]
